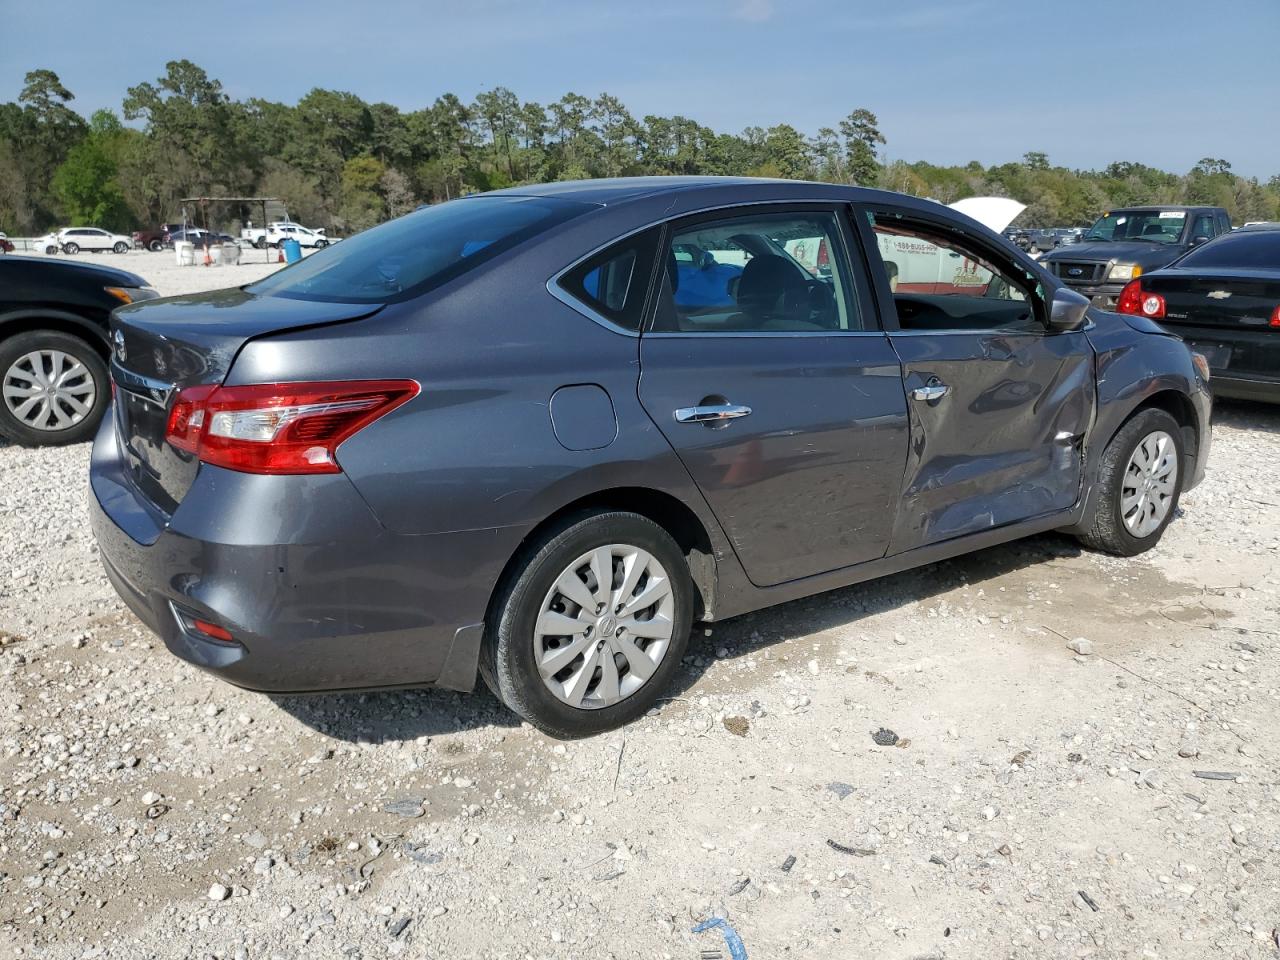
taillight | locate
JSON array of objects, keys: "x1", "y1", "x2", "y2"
[
  {"x1": 1271, "y1": 306, "x2": 1280, "y2": 328},
  {"x1": 164, "y1": 380, "x2": 418, "y2": 474},
  {"x1": 1116, "y1": 280, "x2": 1165, "y2": 318}
]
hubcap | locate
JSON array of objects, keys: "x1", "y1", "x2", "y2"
[
  {"x1": 1121, "y1": 430, "x2": 1178, "y2": 538},
  {"x1": 534, "y1": 544, "x2": 675, "y2": 710},
  {"x1": 2, "y1": 350, "x2": 96, "y2": 431}
]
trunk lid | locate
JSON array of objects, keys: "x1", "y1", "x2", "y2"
[
  {"x1": 1144, "y1": 269, "x2": 1280, "y2": 330},
  {"x1": 109, "y1": 288, "x2": 381, "y2": 514}
]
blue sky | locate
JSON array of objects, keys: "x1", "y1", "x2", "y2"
[{"x1": 3, "y1": 0, "x2": 1277, "y2": 178}]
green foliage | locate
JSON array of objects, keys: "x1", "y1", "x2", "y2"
[{"x1": 2, "y1": 63, "x2": 1278, "y2": 235}]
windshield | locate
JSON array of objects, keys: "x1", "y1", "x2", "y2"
[
  {"x1": 247, "y1": 195, "x2": 592, "y2": 303},
  {"x1": 1176, "y1": 231, "x2": 1280, "y2": 269},
  {"x1": 1084, "y1": 211, "x2": 1187, "y2": 244}
]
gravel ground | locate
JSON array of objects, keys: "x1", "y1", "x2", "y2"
[{"x1": 1, "y1": 267, "x2": 1278, "y2": 958}]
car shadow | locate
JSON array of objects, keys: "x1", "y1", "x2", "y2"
[
  {"x1": 667, "y1": 531, "x2": 1084, "y2": 697},
  {"x1": 1213, "y1": 398, "x2": 1280, "y2": 434},
  {"x1": 272, "y1": 531, "x2": 1082, "y2": 742}
]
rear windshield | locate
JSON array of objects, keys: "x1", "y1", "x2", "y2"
[
  {"x1": 1176, "y1": 231, "x2": 1280, "y2": 269},
  {"x1": 247, "y1": 195, "x2": 592, "y2": 303}
]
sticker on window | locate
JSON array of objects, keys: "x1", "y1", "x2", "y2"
[{"x1": 1158, "y1": 211, "x2": 1186, "y2": 219}]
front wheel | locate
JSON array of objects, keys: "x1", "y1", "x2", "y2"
[
  {"x1": 113, "y1": 241, "x2": 129, "y2": 254},
  {"x1": 62, "y1": 242, "x2": 79, "y2": 254},
  {"x1": 254, "y1": 237, "x2": 267, "y2": 249},
  {"x1": 314, "y1": 239, "x2": 328, "y2": 248},
  {"x1": 148, "y1": 239, "x2": 163, "y2": 252},
  {"x1": 0, "y1": 331, "x2": 110, "y2": 446},
  {"x1": 1077, "y1": 408, "x2": 1184, "y2": 556},
  {"x1": 482, "y1": 511, "x2": 694, "y2": 738}
]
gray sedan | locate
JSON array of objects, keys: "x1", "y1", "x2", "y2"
[{"x1": 91, "y1": 178, "x2": 1212, "y2": 737}]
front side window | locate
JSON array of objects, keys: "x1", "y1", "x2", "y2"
[
  {"x1": 248, "y1": 195, "x2": 591, "y2": 304},
  {"x1": 868, "y1": 211, "x2": 1043, "y2": 332},
  {"x1": 1190, "y1": 214, "x2": 1218, "y2": 240},
  {"x1": 652, "y1": 210, "x2": 861, "y2": 333}
]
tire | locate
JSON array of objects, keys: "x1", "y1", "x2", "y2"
[
  {"x1": 1076, "y1": 408, "x2": 1184, "y2": 557},
  {"x1": 63, "y1": 242, "x2": 79, "y2": 255},
  {"x1": 0, "y1": 330, "x2": 110, "y2": 447},
  {"x1": 314, "y1": 239, "x2": 328, "y2": 248},
  {"x1": 113, "y1": 241, "x2": 129, "y2": 254},
  {"x1": 148, "y1": 239, "x2": 163, "y2": 252},
  {"x1": 254, "y1": 237, "x2": 267, "y2": 249},
  {"x1": 45, "y1": 245, "x2": 58, "y2": 255},
  {"x1": 481, "y1": 511, "x2": 694, "y2": 738}
]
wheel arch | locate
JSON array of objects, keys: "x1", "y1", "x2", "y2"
[
  {"x1": 485, "y1": 486, "x2": 720, "y2": 629},
  {"x1": 1130, "y1": 389, "x2": 1199, "y2": 473},
  {"x1": 0, "y1": 310, "x2": 110, "y2": 359}
]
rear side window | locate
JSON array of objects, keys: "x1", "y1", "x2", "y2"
[
  {"x1": 248, "y1": 195, "x2": 592, "y2": 304},
  {"x1": 1177, "y1": 231, "x2": 1280, "y2": 269},
  {"x1": 557, "y1": 228, "x2": 660, "y2": 331}
]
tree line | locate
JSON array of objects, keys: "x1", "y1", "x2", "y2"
[{"x1": 2, "y1": 61, "x2": 1278, "y2": 237}]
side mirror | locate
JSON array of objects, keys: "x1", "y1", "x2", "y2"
[
  {"x1": 1048, "y1": 286, "x2": 1090, "y2": 331},
  {"x1": 1191, "y1": 235, "x2": 1210, "y2": 246}
]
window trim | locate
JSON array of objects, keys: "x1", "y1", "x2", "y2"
[
  {"x1": 546, "y1": 224, "x2": 665, "y2": 338},
  {"x1": 641, "y1": 201, "x2": 879, "y2": 338},
  {"x1": 851, "y1": 202, "x2": 1053, "y2": 336}
]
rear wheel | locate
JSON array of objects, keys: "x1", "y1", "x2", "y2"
[
  {"x1": 314, "y1": 239, "x2": 328, "y2": 248},
  {"x1": 1077, "y1": 408, "x2": 1184, "y2": 556},
  {"x1": 45, "y1": 245, "x2": 58, "y2": 255},
  {"x1": 254, "y1": 236, "x2": 267, "y2": 249},
  {"x1": 482, "y1": 511, "x2": 694, "y2": 738},
  {"x1": 62, "y1": 242, "x2": 79, "y2": 255},
  {"x1": 0, "y1": 331, "x2": 109, "y2": 446}
]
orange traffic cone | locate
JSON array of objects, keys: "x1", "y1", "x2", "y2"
[
  {"x1": 277, "y1": 247, "x2": 284, "y2": 263},
  {"x1": 202, "y1": 246, "x2": 212, "y2": 267}
]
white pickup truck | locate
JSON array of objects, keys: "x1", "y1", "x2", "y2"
[{"x1": 240, "y1": 221, "x2": 336, "y2": 250}]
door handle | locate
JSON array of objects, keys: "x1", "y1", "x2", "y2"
[
  {"x1": 674, "y1": 403, "x2": 753, "y2": 424},
  {"x1": 910, "y1": 378, "x2": 950, "y2": 402}
]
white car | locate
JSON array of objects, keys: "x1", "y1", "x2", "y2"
[
  {"x1": 55, "y1": 227, "x2": 134, "y2": 254},
  {"x1": 242, "y1": 221, "x2": 337, "y2": 249}
]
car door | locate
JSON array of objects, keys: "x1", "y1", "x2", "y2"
[
  {"x1": 84, "y1": 229, "x2": 108, "y2": 251},
  {"x1": 855, "y1": 203, "x2": 1096, "y2": 554},
  {"x1": 638, "y1": 205, "x2": 910, "y2": 587}
]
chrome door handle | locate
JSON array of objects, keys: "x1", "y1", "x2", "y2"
[
  {"x1": 674, "y1": 403, "x2": 753, "y2": 424},
  {"x1": 910, "y1": 378, "x2": 950, "y2": 402}
]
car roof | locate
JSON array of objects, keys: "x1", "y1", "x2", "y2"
[
  {"x1": 1105, "y1": 205, "x2": 1222, "y2": 213},
  {"x1": 481, "y1": 175, "x2": 912, "y2": 208}
]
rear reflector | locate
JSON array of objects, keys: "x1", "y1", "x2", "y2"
[
  {"x1": 1271, "y1": 306, "x2": 1280, "y2": 328},
  {"x1": 192, "y1": 619, "x2": 235, "y2": 643},
  {"x1": 165, "y1": 379, "x2": 419, "y2": 474}
]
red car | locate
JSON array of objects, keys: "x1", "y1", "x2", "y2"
[{"x1": 132, "y1": 223, "x2": 183, "y2": 252}]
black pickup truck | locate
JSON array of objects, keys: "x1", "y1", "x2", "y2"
[{"x1": 1040, "y1": 205, "x2": 1232, "y2": 308}]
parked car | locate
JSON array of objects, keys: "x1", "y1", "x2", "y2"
[
  {"x1": 241, "y1": 221, "x2": 335, "y2": 249},
  {"x1": 0, "y1": 233, "x2": 13, "y2": 254},
  {"x1": 54, "y1": 227, "x2": 135, "y2": 255},
  {"x1": 1118, "y1": 227, "x2": 1280, "y2": 403},
  {"x1": 0, "y1": 255, "x2": 157, "y2": 445},
  {"x1": 133, "y1": 223, "x2": 184, "y2": 252},
  {"x1": 1040, "y1": 206, "x2": 1232, "y2": 308},
  {"x1": 91, "y1": 178, "x2": 1211, "y2": 737},
  {"x1": 167, "y1": 228, "x2": 237, "y2": 248}
]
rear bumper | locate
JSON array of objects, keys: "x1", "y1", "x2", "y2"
[
  {"x1": 1173, "y1": 327, "x2": 1280, "y2": 405},
  {"x1": 89, "y1": 414, "x2": 522, "y2": 694}
]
